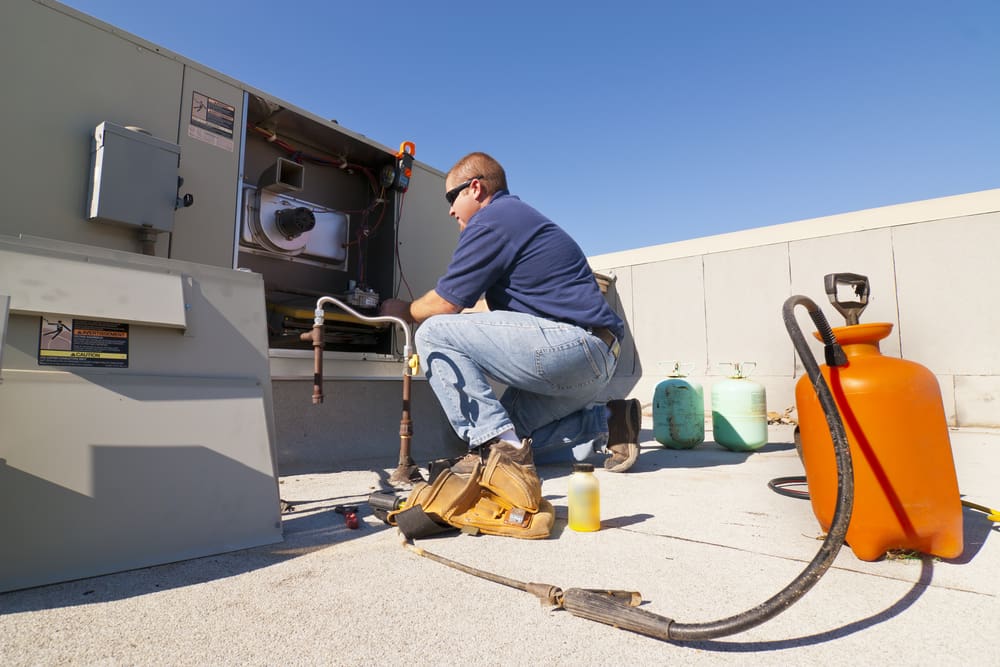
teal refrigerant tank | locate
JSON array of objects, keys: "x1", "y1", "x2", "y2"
[
  {"x1": 711, "y1": 362, "x2": 768, "y2": 451},
  {"x1": 653, "y1": 362, "x2": 705, "y2": 449}
]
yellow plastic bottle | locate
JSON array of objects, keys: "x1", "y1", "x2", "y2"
[{"x1": 568, "y1": 463, "x2": 601, "y2": 532}]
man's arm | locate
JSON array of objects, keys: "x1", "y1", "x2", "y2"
[
  {"x1": 462, "y1": 296, "x2": 490, "y2": 314},
  {"x1": 379, "y1": 289, "x2": 462, "y2": 324}
]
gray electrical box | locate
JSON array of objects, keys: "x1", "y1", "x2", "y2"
[{"x1": 88, "y1": 121, "x2": 181, "y2": 231}]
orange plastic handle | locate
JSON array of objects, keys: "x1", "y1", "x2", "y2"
[{"x1": 397, "y1": 141, "x2": 415, "y2": 158}]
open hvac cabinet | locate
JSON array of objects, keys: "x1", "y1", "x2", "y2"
[
  {"x1": 232, "y1": 92, "x2": 463, "y2": 476},
  {"x1": 236, "y1": 94, "x2": 453, "y2": 370},
  {"x1": 0, "y1": 0, "x2": 454, "y2": 591}
]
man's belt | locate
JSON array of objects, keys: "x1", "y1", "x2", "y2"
[{"x1": 592, "y1": 327, "x2": 620, "y2": 359}]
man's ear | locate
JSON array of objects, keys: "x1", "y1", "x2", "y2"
[{"x1": 473, "y1": 179, "x2": 489, "y2": 202}]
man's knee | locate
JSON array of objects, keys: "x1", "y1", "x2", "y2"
[
  {"x1": 415, "y1": 313, "x2": 468, "y2": 351},
  {"x1": 414, "y1": 314, "x2": 444, "y2": 351}
]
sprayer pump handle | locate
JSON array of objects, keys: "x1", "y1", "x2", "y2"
[{"x1": 824, "y1": 273, "x2": 870, "y2": 327}]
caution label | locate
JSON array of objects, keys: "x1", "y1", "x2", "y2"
[
  {"x1": 188, "y1": 91, "x2": 235, "y2": 152},
  {"x1": 38, "y1": 317, "x2": 129, "y2": 368}
]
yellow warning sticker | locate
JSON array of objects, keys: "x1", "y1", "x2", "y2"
[{"x1": 38, "y1": 317, "x2": 129, "y2": 368}]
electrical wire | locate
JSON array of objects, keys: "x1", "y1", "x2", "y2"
[{"x1": 393, "y1": 190, "x2": 415, "y2": 300}]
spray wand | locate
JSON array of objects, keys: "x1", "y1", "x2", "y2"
[{"x1": 402, "y1": 536, "x2": 643, "y2": 608}]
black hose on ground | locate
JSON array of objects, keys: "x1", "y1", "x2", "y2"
[
  {"x1": 665, "y1": 295, "x2": 855, "y2": 641},
  {"x1": 767, "y1": 475, "x2": 811, "y2": 500},
  {"x1": 401, "y1": 297, "x2": 857, "y2": 642}
]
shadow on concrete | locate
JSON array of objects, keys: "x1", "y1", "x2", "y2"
[
  {"x1": 1, "y1": 444, "x2": 280, "y2": 597},
  {"x1": 630, "y1": 433, "x2": 798, "y2": 474},
  {"x1": 670, "y1": 556, "x2": 934, "y2": 651},
  {"x1": 0, "y1": 492, "x2": 394, "y2": 614},
  {"x1": 940, "y1": 506, "x2": 996, "y2": 564}
]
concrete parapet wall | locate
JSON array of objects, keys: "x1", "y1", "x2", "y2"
[{"x1": 589, "y1": 189, "x2": 1000, "y2": 428}]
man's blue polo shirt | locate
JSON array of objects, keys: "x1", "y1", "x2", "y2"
[{"x1": 435, "y1": 191, "x2": 624, "y2": 341}]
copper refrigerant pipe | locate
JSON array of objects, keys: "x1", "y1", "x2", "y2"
[
  {"x1": 300, "y1": 297, "x2": 418, "y2": 478},
  {"x1": 300, "y1": 319, "x2": 325, "y2": 404},
  {"x1": 399, "y1": 371, "x2": 413, "y2": 467}
]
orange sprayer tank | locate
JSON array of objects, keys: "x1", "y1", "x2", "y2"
[{"x1": 796, "y1": 321, "x2": 963, "y2": 561}]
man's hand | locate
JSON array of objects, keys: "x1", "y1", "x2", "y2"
[
  {"x1": 379, "y1": 298, "x2": 413, "y2": 322},
  {"x1": 380, "y1": 290, "x2": 461, "y2": 324}
]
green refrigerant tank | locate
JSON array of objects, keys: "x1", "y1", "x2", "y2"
[
  {"x1": 711, "y1": 362, "x2": 768, "y2": 451},
  {"x1": 653, "y1": 362, "x2": 705, "y2": 449}
]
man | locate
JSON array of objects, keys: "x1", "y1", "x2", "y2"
[{"x1": 379, "y1": 152, "x2": 640, "y2": 476}]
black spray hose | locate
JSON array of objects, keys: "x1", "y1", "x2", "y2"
[
  {"x1": 398, "y1": 297, "x2": 856, "y2": 642},
  {"x1": 665, "y1": 296, "x2": 855, "y2": 641}
]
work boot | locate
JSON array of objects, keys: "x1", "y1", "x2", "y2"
[
  {"x1": 480, "y1": 441, "x2": 541, "y2": 512},
  {"x1": 604, "y1": 398, "x2": 641, "y2": 472},
  {"x1": 491, "y1": 438, "x2": 536, "y2": 474},
  {"x1": 450, "y1": 448, "x2": 487, "y2": 476},
  {"x1": 451, "y1": 438, "x2": 534, "y2": 476}
]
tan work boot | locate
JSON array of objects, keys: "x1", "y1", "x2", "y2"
[
  {"x1": 480, "y1": 440, "x2": 541, "y2": 512},
  {"x1": 605, "y1": 398, "x2": 641, "y2": 472},
  {"x1": 491, "y1": 438, "x2": 535, "y2": 474},
  {"x1": 451, "y1": 438, "x2": 534, "y2": 476},
  {"x1": 450, "y1": 449, "x2": 486, "y2": 476}
]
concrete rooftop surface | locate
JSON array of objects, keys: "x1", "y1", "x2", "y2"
[{"x1": 2, "y1": 423, "x2": 998, "y2": 666}]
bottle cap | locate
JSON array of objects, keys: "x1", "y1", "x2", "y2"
[{"x1": 572, "y1": 463, "x2": 595, "y2": 473}]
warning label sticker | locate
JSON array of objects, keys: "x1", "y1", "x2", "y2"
[
  {"x1": 188, "y1": 91, "x2": 235, "y2": 152},
  {"x1": 38, "y1": 317, "x2": 129, "y2": 368}
]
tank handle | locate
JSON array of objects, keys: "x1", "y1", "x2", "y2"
[
  {"x1": 660, "y1": 361, "x2": 695, "y2": 377},
  {"x1": 719, "y1": 361, "x2": 756, "y2": 378},
  {"x1": 824, "y1": 273, "x2": 870, "y2": 326}
]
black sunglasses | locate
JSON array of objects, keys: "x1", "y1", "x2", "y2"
[{"x1": 445, "y1": 175, "x2": 484, "y2": 205}]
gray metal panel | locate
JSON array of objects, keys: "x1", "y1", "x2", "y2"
[
  {"x1": 0, "y1": 294, "x2": 8, "y2": 381},
  {"x1": 0, "y1": 243, "x2": 187, "y2": 328},
  {"x1": 272, "y1": 378, "x2": 464, "y2": 475},
  {"x1": 0, "y1": 0, "x2": 184, "y2": 252},
  {"x1": 169, "y1": 68, "x2": 245, "y2": 267},
  {"x1": 0, "y1": 235, "x2": 280, "y2": 592},
  {"x1": 394, "y1": 163, "x2": 456, "y2": 301},
  {"x1": 0, "y1": 371, "x2": 280, "y2": 592}
]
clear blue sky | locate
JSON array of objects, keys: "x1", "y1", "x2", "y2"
[{"x1": 62, "y1": 1, "x2": 999, "y2": 256}]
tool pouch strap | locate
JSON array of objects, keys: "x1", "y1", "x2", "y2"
[
  {"x1": 391, "y1": 505, "x2": 454, "y2": 539},
  {"x1": 387, "y1": 461, "x2": 482, "y2": 539}
]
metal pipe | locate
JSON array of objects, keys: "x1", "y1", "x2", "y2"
[{"x1": 303, "y1": 295, "x2": 420, "y2": 484}]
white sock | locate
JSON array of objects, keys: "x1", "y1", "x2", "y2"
[{"x1": 497, "y1": 429, "x2": 522, "y2": 448}]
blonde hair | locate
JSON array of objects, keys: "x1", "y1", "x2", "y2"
[{"x1": 448, "y1": 152, "x2": 508, "y2": 196}]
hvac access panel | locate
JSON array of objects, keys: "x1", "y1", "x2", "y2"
[{"x1": 238, "y1": 95, "x2": 407, "y2": 359}]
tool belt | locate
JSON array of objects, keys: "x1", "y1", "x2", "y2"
[{"x1": 388, "y1": 448, "x2": 554, "y2": 540}]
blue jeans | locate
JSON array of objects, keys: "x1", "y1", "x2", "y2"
[{"x1": 415, "y1": 311, "x2": 616, "y2": 463}]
